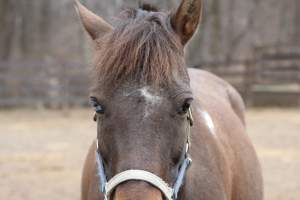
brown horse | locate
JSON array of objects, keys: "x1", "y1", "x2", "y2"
[{"x1": 75, "y1": 0, "x2": 263, "y2": 200}]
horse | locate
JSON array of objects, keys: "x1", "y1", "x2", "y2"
[{"x1": 75, "y1": 0, "x2": 263, "y2": 199}]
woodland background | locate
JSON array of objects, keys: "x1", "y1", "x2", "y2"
[
  {"x1": 1, "y1": 0, "x2": 298, "y2": 64},
  {"x1": 0, "y1": 0, "x2": 299, "y2": 107}
]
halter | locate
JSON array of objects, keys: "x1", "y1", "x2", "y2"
[{"x1": 95, "y1": 108, "x2": 194, "y2": 200}]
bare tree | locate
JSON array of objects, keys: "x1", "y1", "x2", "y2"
[
  {"x1": 0, "y1": 0, "x2": 297, "y2": 64},
  {"x1": 225, "y1": 0, "x2": 261, "y2": 63},
  {"x1": 0, "y1": 0, "x2": 16, "y2": 60},
  {"x1": 294, "y1": 0, "x2": 300, "y2": 44}
]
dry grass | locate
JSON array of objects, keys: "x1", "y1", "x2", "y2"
[{"x1": 0, "y1": 108, "x2": 299, "y2": 200}]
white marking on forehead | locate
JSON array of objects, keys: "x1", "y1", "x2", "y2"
[
  {"x1": 139, "y1": 87, "x2": 162, "y2": 103},
  {"x1": 139, "y1": 87, "x2": 162, "y2": 117},
  {"x1": 197, "y1": 108, "x2": 216, "y2": 137}
]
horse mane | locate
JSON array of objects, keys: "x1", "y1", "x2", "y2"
[{"x1": 94, "y1": 5, "x2": 184, "y2": 88}]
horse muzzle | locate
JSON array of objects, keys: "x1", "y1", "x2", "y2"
[{"x1": 113, "y1": 180, "x2": 163, "y2": 200}]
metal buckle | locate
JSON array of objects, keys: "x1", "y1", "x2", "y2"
[
  {"x1": 187, "y1": 108, "x2": 194, "y2": 126},
  {"x1": 96, "y1": 138, "x2": 99, "y2": 151}
]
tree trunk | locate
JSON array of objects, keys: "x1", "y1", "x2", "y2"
[{"x1": 294, "y1": 0, "x2": 300, "y2": 44}]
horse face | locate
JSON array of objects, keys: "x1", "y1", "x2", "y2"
[
  {"x1": 91, "y1": 83, "x2": 193, "y2": 199},
  {"x1": 76, "y1": 0, "x2": 202, "y2": 198}
]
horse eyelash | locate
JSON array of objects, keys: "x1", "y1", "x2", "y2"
[{"x1": 90, "y1": 97, "x2": 105, "y2": 114}]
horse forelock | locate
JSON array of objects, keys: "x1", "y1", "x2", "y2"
[{"x1": 93, "y1": 7, "x2": 185, "y2": 90}]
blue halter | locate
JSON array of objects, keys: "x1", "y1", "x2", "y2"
[{"x1": 94, "y1": 109, "x2": 194, "y2": 199}]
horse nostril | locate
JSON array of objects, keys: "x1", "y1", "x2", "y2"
[{"x1": 113, "y1": 181, "x2": 163, "y2": 200}]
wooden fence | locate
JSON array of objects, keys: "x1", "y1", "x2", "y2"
[
  {"x1": 0, "y1": 45, "x2": 300, "y2": 108},
  {"x1": 197, "y1": 45, "x2": 300, "y2": 106},
  {"x1": 0, "y1": 60, "x2": 90, "y2": 108}
]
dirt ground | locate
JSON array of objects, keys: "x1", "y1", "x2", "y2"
[{"x1": 0, "y1": 108, "x2": 299, "y2": 200}]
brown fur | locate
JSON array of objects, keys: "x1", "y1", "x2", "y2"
[{"x1": 77, "y1": 1, "x2": 263, "y2": 200}]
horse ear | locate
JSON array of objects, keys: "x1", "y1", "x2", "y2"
[
  {"x1": 75, "y1": 0, "x2": 113, "y2": 40},
  {"x1": 171, "y1": 0, "x2": 203, "y2": 45}
]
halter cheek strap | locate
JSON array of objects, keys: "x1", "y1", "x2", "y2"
[{"x1": 95, "y1": 108, "x2": 193, "y2": 200}]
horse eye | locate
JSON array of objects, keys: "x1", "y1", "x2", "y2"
[
  {"x1": 90, "y1": 97, "x2": 105, "y2": 114},
  {"x1": 178, "y1": 98, "x2": 193, "y2": 115}
]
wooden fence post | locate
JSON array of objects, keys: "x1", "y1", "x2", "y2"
[
  {"x1": 244, "y1": 59, "x2": 255, "y2": 107},
  {"x1": 298, "y1": 64, "x2": 300, "y2": 107}
]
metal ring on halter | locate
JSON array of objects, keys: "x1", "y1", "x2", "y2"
[{"x1": 187, "y1": 108, "x2": 194, "y2": 126}]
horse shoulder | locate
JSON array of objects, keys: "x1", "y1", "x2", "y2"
[
  {"x1": 188, "y1": 68, "x2": 246, "y2": 125},
  {"x1": 187, "y1": 68, "x2": 263, "y2": 200}
]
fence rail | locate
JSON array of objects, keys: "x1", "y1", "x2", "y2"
[
  {"x1": 196, "y1": 45, "x2": 300, "y2": 106},
  {"x1": 0, "y1": 60, "x2": 90, "y2": 108},
  {"x1": 1, "y1": 45, "x2": 300, "y2": 108}
]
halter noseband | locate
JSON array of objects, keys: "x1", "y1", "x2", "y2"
[{"x1": 95, "y1": 108, "x2": 193, "y2": 200}]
